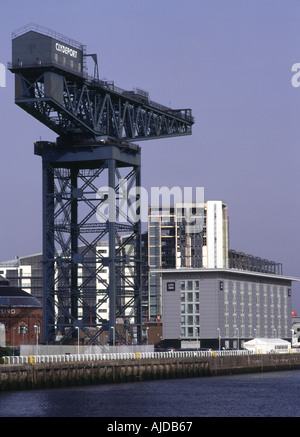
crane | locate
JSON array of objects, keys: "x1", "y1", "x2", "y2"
[{"x1": 9, "y1": 24, "x2": 194, "y2": 346}]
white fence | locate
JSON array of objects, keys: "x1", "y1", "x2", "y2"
[
  {"x1": 2, "y1": 349, "x2": 255, "y2": 365},
  {"x1": 19, "y1": 344, "x2": 154, "y2": 356}
]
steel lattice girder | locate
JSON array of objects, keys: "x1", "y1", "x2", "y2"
[
  {"x1": 12, "y1": 69, "x2": 194, "y2": 141},
  {"x1": 10, "y1": 28, "x2": 194, "y2": 347},
  {"x1": 37, "y1": 141, "x2": 142, "y2": 345}
]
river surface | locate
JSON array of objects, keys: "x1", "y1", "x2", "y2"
[{"x1": 0, "y1": 370, "x2": 299, "y2": 418}]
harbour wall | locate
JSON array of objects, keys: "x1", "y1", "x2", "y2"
[{"x1": 1, "y1": 353, "x2": 300, "y2": 391}]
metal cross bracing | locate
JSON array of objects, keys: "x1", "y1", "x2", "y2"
[
  {"x1": 36, "y1": 140, "x2": 142, "y2": 345},
  {"x1": 11, "y1": 72, "x2": 193, "y2": 142},
  {"x1": 9, "y1": 25, "x2": 194, "y2": 345}
]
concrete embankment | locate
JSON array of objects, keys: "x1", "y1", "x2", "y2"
[{"x1": 1, "y1": 353, "x2": 300, "y2": 391}]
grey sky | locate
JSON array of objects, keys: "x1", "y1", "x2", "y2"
[{"x1": 1, "y1": 1, "x2": 300, "y2": 308}]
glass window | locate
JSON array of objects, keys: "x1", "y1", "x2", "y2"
[
  {"x1": 187, "y1": 281, "x2": 193, "y2": 290},
  {"x1": 19, "y1": 325, "x2": 27, "y2": 334}
]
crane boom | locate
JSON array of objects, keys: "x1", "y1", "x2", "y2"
[{"x1": 9, "y1": 24, "x2": 194, "y2": 142}]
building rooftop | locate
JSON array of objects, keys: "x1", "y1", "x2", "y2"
[
  {"x1": 155, "y1": 267, "x2": 300, "y2": 282},
  {"x1": 0, "y1": 285, "x2": 42, "y2": 308}
]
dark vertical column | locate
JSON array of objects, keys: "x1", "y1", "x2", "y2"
[
  {"x1": 70, "y1": 167, "x2": 79, "y2": 326},
  {"x1": 108, "y1": 158, "x2": 116, "y2": 345},
  {"x1": 135, "y1": 164, "x2": 142, "y2": 344},
  {"x1": 42, "y1": 160, "x2": 55, "y2": 343}
]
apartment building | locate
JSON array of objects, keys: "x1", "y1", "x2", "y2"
[{"x1": 147, "y1": 201, "x2": 229, "y2": 321}]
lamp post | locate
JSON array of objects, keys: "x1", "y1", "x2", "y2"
[
  {"x1": 196, "y1": 327, "x2": 200, "y2": 350},
  {"x1": 217, "y1": 328, "x2": 221, "y2": 350},
  {"x1": 12, "y1": 327, "x2": 16, "y2": 356},
  {"x1": 273, "y1": 328, "x2": 277, "y2": 338},
  {"x1": 76, "y1": 327, "x2": 80, "y2": 355},
  {"x1": 236, "y1": 327, "x2": 239, "y2": 350},
  {"x1": 33, "y1": 325, "x2": 39, "y2": 355},
  {"x1": 111, "y1": 327, "x2": 115, "y2": 348},
  {"x1": 291, "y1": 328, "x2": 294, "y2": 347}
]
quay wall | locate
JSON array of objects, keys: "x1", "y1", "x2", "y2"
[{"x1": 1, "y1": 353, "x2": 300, "y2": 391}]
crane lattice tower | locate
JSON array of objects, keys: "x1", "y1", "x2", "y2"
[{"x1": 9, "y1": 24, "x2": 194, "y2": 345}]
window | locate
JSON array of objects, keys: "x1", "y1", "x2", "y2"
[
  {"x1": 187, "y1": 304, "x2": 193, "y2": 314},
  {"x1": 179, "y1": 279, "x2": 201, "y2": 339},
  {"x1": 34, "y1": 324, "x2": 41, "y2": 334},
  {"x1": 19, "y1": 325, "x2": 27, "y2": 334}
]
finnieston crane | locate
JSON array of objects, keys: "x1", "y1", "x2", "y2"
[{"x1": 9, "y1": 24, "x2": 194, "y2": 346}]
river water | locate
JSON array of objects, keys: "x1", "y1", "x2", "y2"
[{"x1": 0, "y1": 370, "x2": 299, "y2": 418}]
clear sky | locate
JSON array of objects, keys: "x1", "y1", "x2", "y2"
[{"x1": 1, "y1": 1, "x2": 300, "y2": 308}]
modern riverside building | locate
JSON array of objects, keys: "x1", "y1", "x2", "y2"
[
  {"x1": 0, "y1": 253, "x2": 43, "y2": 301},
  {"x1": 159, "y1": 268, "x2": 300, "y2": 349},
  {"x1": 147, "y1": 201, "x2": 229, "y2": 322},
  {"x1": 0, "y1": 244, "x2": 109, "y2": 341}
]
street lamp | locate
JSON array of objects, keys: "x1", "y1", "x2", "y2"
[
  {"x1": 217, "y1": 328, "x2": 221, "y2": 350},
  {"x1": 236, "y1": 327, "x2": 239, "y2": 350},
  {"x1": 75, "y1": 327, "x2": 80, "y2": 354},
  {"x1": 273, "y1": 328, "x2": 277, "y2": 338},
  {"x1": 33, "y1": 325, "x2": 39, "y2": 355},
  {"x1": 12, "y1": 327, "x2": 16, "y2": 356},
  {"x1": 111, "y1": 327, "x2": 115, "y2": 348},
  {"x1": 291, "y1": 328, "x2": 294, "y2": 347},
  {"x1": 196, "y1": 327, "x2": 200, "y2": 350}
]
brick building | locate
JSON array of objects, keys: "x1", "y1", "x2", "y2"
[{"x1": 0, "y1": 276, "x2": 42, "y2": 347}]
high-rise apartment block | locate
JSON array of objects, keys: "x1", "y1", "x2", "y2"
[{"x1": 147, "y1": 201, "x2": 229, "y2": 321}]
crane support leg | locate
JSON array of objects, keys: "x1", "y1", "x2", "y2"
[{"x1": 36, "y1": 139, "x2": 142, "y2": 345}]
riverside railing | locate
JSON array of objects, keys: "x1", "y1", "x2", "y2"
[
  {"x1": 2, "y1": 349, "x2": 257, "y2": 365},
  {"x1": 4, "y1": 348, "x2": 300, "y2": 365}
]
